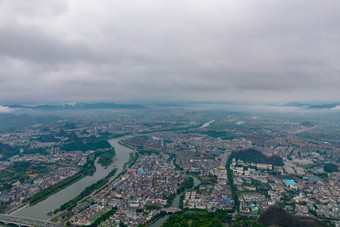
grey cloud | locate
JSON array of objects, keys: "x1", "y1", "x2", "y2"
[
  {"x1": 0, "y1": 24, "x2": 97, "y2": 63},
  {"x1": 0, "y1": 0, "x2": 339, "y2": 103}
]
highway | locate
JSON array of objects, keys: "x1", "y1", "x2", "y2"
[{"x1": 0, "y1": 214, "x2": 63, "y2": 227}]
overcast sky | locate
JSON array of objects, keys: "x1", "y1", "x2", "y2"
[{"x1": 1, "y1": 0, "x2": 340, "y2": 103}]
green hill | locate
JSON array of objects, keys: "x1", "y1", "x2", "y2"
[
  {"x1": 234, "y1": 148, "x2": 283, "y2": 166},
  {"x1": 62, "y1": 140, "x2": 111, "y2": 152},
  {"x1": 0, "y1": 142, "x2": 18, "y2": 159},
  {"x1": 259, "y1": 205, "x2": 327, "y2": 227},
  {"x1": 301, "y1": 121, "x2": 315, "y2": 127},
  {"x1": 38, "y1": 134, "x2": 60, "y2": 142},
  {"x1": 324, "y1": 163, "x2": 339, "y2": 173}
]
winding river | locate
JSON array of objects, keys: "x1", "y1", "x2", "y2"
[
  {"x1": 12, "y1": 137, "x2": 135, "y2": 221},
  {"x1": 8, "y1": 134, "x2": 203, "y2": 226}
]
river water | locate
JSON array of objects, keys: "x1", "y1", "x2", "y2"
[
  {"x1": 12, "y1": 137, "x2": 134, "y2": 221},
  {"x1": 0, "y1": 224, "x2": 16, "y2": 227},
  {"x1": 149, "y1": 176, "x2": 201, "y2": 227}
]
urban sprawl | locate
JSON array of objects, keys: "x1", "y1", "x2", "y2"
[{"x1": 0, "y1": 110, "x2": 339, "y2": 226}]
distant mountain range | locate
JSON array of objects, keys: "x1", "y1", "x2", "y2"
[
  {"x1": 280, "y1": 102, "x2": 340, "y2": 109},
  {"x1": 0, "y1": 102, "x2": 145, "y2": 131},
  {"x1": 3, "y1": 101, "x2": 340, "y2": 111},
  {"x1": 4, "y1": 102, "x2": 145, "y2": 110}
]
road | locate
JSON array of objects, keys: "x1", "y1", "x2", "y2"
[{"x1": 0, "y1": 214, "x2": 63, "y2": 227}]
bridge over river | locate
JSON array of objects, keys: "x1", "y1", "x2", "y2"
[
  {"x1": 161, "y1": 208, "x2": 181, "y2": 214},
  {"x1": 0, "y1": 214, "x2": 63, "y2": 227}
]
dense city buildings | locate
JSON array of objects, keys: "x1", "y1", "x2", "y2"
[{"x1": 0, "y1": 108, "x2": 339, "y2": 226}]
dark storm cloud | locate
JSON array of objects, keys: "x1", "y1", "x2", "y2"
[{"x1": 0, "y1": 0, "x2": 340, "y2": 103}]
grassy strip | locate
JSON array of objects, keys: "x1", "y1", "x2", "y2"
[
  {"x1": 226, "y1": 152, "x2": 239, "y2": 212},
  {"x1": 53, "y1": 168, "x2": 118, "y2": 213},
  {"x1": 162, "y1": 210, "x2": 232, "y2": 227},
  {"x1": 123, "y1": 153, "x2": 136, "y2": 170},
  {"x1": 118, "y1": 141, "x2": 135, "y2": 150}
]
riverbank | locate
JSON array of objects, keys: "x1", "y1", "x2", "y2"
[
  {"x1": 26, "y1": 159, "x2": 96, "y2": 206},
  {"x1": 53, "y1": 138, "x2": 139, "y2": 214},
  {"x1": 53, "y1": 168, "x2": 118, "y2": 213},
  {"x1": 9, "y1": 204, "x2": 27, "y2": 215},
  {"x1": 24, "y1": 147, "x2": 115, "y2": 207},
  {"x1": 13, "y1": 136, "x2": 134, "y2": 221}
]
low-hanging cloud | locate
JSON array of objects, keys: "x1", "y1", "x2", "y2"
[
  {"x1": 0, "y1": 105, "x2": 15, "y2": 113},
  {"x1": 0, "y1": 0, "x2": 340, "y2": 103}
]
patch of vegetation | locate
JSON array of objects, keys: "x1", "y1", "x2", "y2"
[
  {"x1": 258, "y1": 205, "x2": 328, "y2": 227},
  {"x1": 56, "y1": 129, "x2": 68, "y2": 137},
  {"x1": 81, "y1": 129, "x2": 89, "y2": 135},
  {"x1": 146, "y1": 205, "x2": 161, "y2": 210},
  {"x1": 170, "y1": 153, "x2": 183, "y2": 171},
  {"x1": 38, "y1": 134, "x2": 60, "y2": 142},
  {"x1": 164, "y1": 193, "x2": 177, "y2": 208},
  {"x1": 102, "y1": 132, "x2": 129, "y2": 139},
  {"x1": 177, "y1": 177, "x2": 194, "y2": 193},
  {"x1": 162, "y1": 210, "x2": 232, "y2": 227},
  {"x1": 152, "y1": 178, "x2": 158, "y2": 186},
  {"x1": 123, "y1": 153, "x2": 136, "y2": 169},
  {"x1": 62, "y1": 140, "x2": 111, "y2": 152},
  {"x1": 0, "y1": 161, "x2": 49, "y2": 192},
  {"x1": 233, "y1": 214, "x2": 263, "y2": 227},
  {"x1": 98, "y1": 149, "x2": 115, "y2": 167},
  {"x1": 314, "y1": 172, "x2": 328, "y2": 180},
  {"x1": 324, "y1": 163, "x2": 339, "y2": 173},
  {"x1": 199, "y1": 175, "x2": 217, "y2": 185},
  {"x1": 300, "y1": 121, "x2": 314, "y2": 127},
  {"x1": 62, "y1": 122, "x2": 77, "y2": 129},
  {"x1": 227, "y1": 152, "x2": 239, "y2": 212},
  {"x1": 0, "y1": 142, "x2": 19, "y2": 160},
  {"x1": 91, "y1": 208, "x2": 117, "y2": 226},
  {"x1": 138, "y1": 149, "x2": 159, "y2": 155},
  {"x1": 234, "y1": 148, "x2": 283, "y2": 166},
  {"x1": 23, "y1": 147, "x2": 49, "y2": 155}
]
